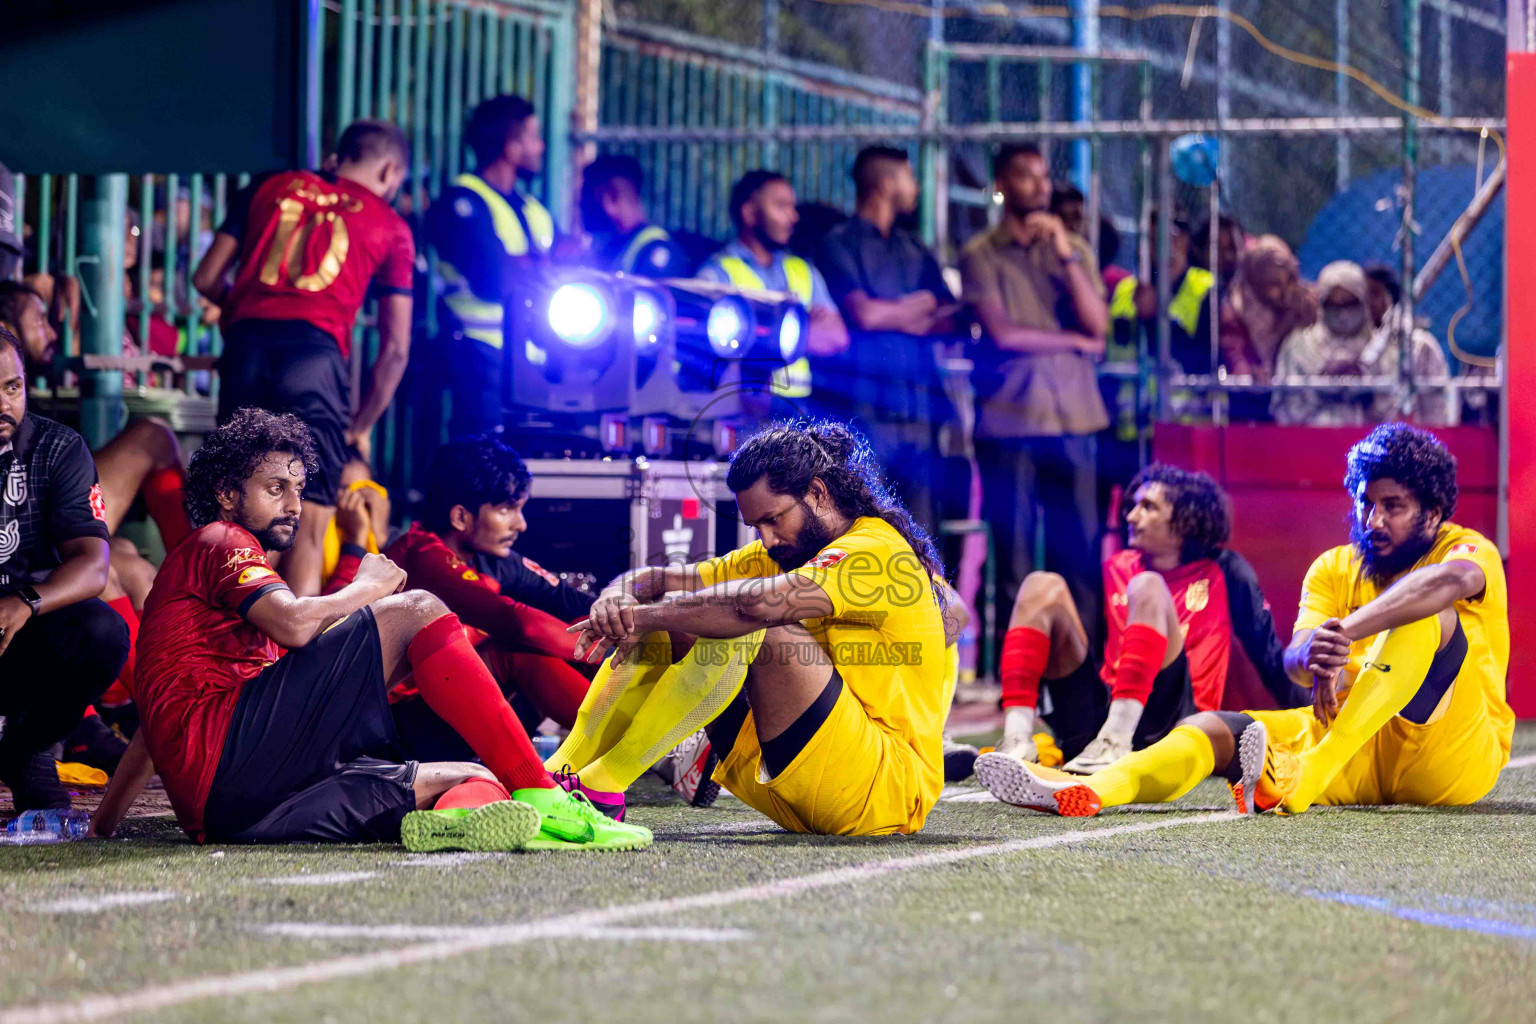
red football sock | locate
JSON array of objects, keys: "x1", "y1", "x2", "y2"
[
  {"x1": 482, "y1": 647, "x2": 591, "y2": 728},
  {"x1": 407, "y1": 613, "x2": 556, "y2": 791},
  {"x1": 1111, "y1": 622, "x2": 1170, "y2": 705},
  {"x1": 142, "y1": 464, "x2": 192, "y2": 552},
  {"x1": 101, "y1": 595, "x2": 139, "y2": 704},
  {"x1": 1000, "y1": 626, "x2": 1051, "y2": 709},
  {"x1": 433, "y1": 777, "x2": 510, "y2": 810}
]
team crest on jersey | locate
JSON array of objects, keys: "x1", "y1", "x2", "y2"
[
  {"x1": 806, "y1": 549, "x2": 848, "y2": 569},
  {"x1": 0, "y1": 518, "x2": 18, "y2": 561},
  {"x1": 523, "y1": 558, "x2": 560, "y2": 587},
  {"x1": 461, "y1": 569, "x2": 480, "y2": 582},
  {"x1": 3, "y1": 462, "x2": 25, "y2": 506},
  {"x1": 1184, "y1": 578, "x2": 1210, "y2": 613},
  {"x1": 237, "y1": 565, "x2": 278, "y2": 585},
  {"x1": 1448, "y1": 543, "x2": 1479, "y2": 558},
  {"x1": 88, "y1": 483, "x2": 107, "y2": 522}
]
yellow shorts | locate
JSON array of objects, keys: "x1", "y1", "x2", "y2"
[
  {"x1": 1247, "y1": 657, "x2": 1506, "y2": 807},
  {"x1": 713, "y1": 682, "x2": 937, "y2": 836}
]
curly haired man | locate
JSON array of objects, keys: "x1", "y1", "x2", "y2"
[
  {"x1": 977, "y1": 424, "x2": 1513, "y2": 817},
  {"x1": 982, "y1": 463, "x2": 1307, "y2": 777}
]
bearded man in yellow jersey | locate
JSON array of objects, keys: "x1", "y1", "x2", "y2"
[
  {"x1": 563, "y1": 421, "x2": 955, "y2": 836},
  {"x1": 977, "y1": 422, "x2": 1512, "y2": 817}
]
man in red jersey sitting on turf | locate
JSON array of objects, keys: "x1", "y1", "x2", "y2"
[
  {"x1": 979, "y1": 464, "x2": 1306, "y2": 784},
  {"x1": 95, "y1": 409, "x2": 650, "y2": 853}
]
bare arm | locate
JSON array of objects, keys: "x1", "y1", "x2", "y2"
[
  {"x1": 972, "y1": 297, "x2": 1095, "y2": 356},
  {"x1": 244, "y1": 552, "x2": 404, "y2": 649},
  {"x1": 1061, "y1": 259, "x2": 1109, "y2": 339},
  {"x1": 37, "y1": 536, "x2": 110, "y2": 610},
  {"x1": 806, "y1": 306, "x2": 850, "y2": 357},
  {"x1": 348, "y1": 293, "x2": 413, "y2": 445},
  {"x1": 89, "y1": 732, "x2": 153, "y2": 838},
  {"x1": 573, "y1": 574, "x2": 835, "y2": 662},
  {"x1": 192, "y1": 232, "x2": 241, "y2": 307},
  {"x1": 842, "y1": 290, "x2": 939, "y2": 333},
  {"x1": 1339, "y1": 560, "x2": 1484, "y2": 640}
]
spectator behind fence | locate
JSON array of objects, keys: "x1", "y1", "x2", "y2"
[
  {"x1": 816, "y1": 146, "x2": 960, "y2": 534},
  {"x1": 580, "y1": 153, "x2": 690, "y2": 279},
  {"x1": 194, "y1": 120, "x2": 415, "y2": 598},
  {"x1": 697, "y1": 170, "x2": 848, "y2": 401},
  {"x1": 1272, "y1": 260, "x2": 1451, "y2": 427},
  {"x1": 0, "y1": 280, "x2": 58, "y2": 374},
  {"x1": 1191, "y1": 213, "x2": 1246, "y2": 294},
  {"x1": 0, "y1": 326, "x2": 130, "y2": 810},
  {"x1": 1218, "y1": 234, "x2": 1315, "y2": 421},
  {"x1": 1051, "y1": 183, "x2": 1129, "y2": 295},
  {"x1": 959, "y1": 142, "x2": 1109, "y2": 659},
  {"x1": 426, "y1": 95, "x2": 555, "y2": 438}
]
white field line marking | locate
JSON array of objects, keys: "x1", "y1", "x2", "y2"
[
  {"x1": 0, "y1": 812, "x2": 1235, "y2": 1024},
  {"x1": 1502, "y1": 753, "x2": 1536, "y2": 771},
  {"x1": 27, "y1": 892, "x2": 178, "y2": 915},
  {"x1": 392, "y1": 852, "x2": 506, "y2": 868},
  {"x1": 256, "y1": 923, "x2": 751, "y2": 943},
  {"x1": 251, "y1": 872, "x2": 378, "y2": 887}
]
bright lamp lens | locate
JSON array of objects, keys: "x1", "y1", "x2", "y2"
[
  {"x1": 707, "y1": 298, "x2": 748, "y2": 357},
  {"x1": 547, "y1": 283, "x2": 609, "y2": 348},
  {"x1": 778, "y1": 309, "x2": 803, "y2": 361},
  {"x1": 633, "y1": 292, "x2": 664, "y2": 352}
]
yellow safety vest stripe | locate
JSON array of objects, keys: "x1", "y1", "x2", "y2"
[
  {"x1": 619, "y1": 225, "x2": 673, "y2": 275},
  {"x1": 439, "y1": 174, "x2": 555, "y2": 348}
]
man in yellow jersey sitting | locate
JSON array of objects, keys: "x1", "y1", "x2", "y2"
[
  {"x1": 560, "y1": 421, "x2": 954, "y2": 836},
  {"x1": 697, "y1": 171, "x2": 848, "y2": 400},
  {"x1": 976, "y1": 422, "x2": 1512, "y2": 817}
]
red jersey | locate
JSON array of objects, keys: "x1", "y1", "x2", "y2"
[
  {"x1": 1102, "y1": 547, "x2": 1302, "y2": 713},
  {"x1": 134, "y1": 522, "x2": 291, "y2": 839},
  {"x1": 223, "y1": 171, "x2": 414, "y2": 358}
]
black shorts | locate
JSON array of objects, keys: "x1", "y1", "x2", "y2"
[
  {"x1": 203, "y1": 608, "x2": 418, "y2": 843},
  {"x1": 218, "y1": 318, "x2": 352, "y2": 506},
  {"x1": 1040, "y1": 650, "x2": 1198, "y2": 763}
]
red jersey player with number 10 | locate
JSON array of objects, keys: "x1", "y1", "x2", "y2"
[
  {"x1": 194, "y1": 120, "x2": 415, "y2": 598},
  {"x1": 975, "y1": 464, "x2": 1308, "y2": 784}
]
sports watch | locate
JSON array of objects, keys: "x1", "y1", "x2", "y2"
[{"x1": 12, "y1": 584, "x2": 41, "y2": 619}]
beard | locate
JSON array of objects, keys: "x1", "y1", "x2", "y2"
[
  {"x1": 237, "y1": 495, "x2": 300, "y2": 553},
  {"x1": 766, "y1": 503, "x2": 836, "y2": 571},
  {"x1": 1352, "y1": 511, "x2": 1438, "y2": 586}
]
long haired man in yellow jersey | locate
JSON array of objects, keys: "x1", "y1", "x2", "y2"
[
  {"x1": 558, "y1": 420, "x2": 958, "y2": 836},
  {"x1": 976, "y1": 422, "x2": 1513, "y2": 817}
]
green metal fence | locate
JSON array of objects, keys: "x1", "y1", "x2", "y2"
[{"x1": 595, "y1": 20, "x2": 924, "y2": 241}]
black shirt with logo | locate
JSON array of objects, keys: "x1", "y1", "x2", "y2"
[{"x1": 0, "y1": 413, "x2": 109, "y2": 589}]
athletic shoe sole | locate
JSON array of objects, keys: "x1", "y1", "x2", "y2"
[
  {"x1": 522, "y1": 828, "x2": 654, "y2": 853},
  {"x1": 688, "y1": 746, "x2": 723, "y2": 808},
  {"x1": 400, "y1": 800, "x2": 542, "y2": 853},
  {"x1": 1229, "y1": 720, "x2": 1269, "y2": 815},
  {"x1": 974, "y1": 752, "x2": 1102, "y2": 817}
]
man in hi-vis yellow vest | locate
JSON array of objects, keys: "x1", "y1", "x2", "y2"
[
  {"x1": 580, "y1": 154, "x2": 691, "y2": 279},
  {"x1": 426, "y1": 95, "x2": 556, "y2": 436},
  {"x1": 696, "y1": 171, "x2": 848, "y2": 400}
]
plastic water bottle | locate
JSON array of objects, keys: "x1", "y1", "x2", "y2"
[
  {"x1": 3, "y1": 808, "x2": 91, "y2": 842},
  {"x1": 531, "y1": 734, "x2": 561, "y2": 761}
]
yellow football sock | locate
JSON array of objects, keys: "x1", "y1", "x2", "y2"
[
  {"x1": 577, "y1": 630, "x2": 765, "y2": 794},
  {"x1": 544, "y1": 634, "x2": 673, "y2": 773},
  {"x1": 1085, "y1": 725, "x2": 1215, "y2": 808},
  {"x1": 1284, "y1": 615, "x2": 1441, "y2": 813}
]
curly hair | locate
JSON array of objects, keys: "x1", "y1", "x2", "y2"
[
  {"x1": 1344, "y1": 422, "x2": 1458, "y2": 519},
  {"x1": 725, "y1": 418, "x2": 948, "y2": 610},
  {"x1": 1122, "y1": 463, "x2": 1232, "y2": 562},
  {"x1": 424, "y1": 434, "x2": 532, "y2": 535},
  {"x1": 184, "y1": 408, "x2": 319, "y2": 528}
]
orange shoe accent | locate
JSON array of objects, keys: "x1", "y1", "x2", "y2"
[
  {"x1": 1053, "y1": 784, "x2": 1103, "y2": 817},
  {"x1": 1252, "y1": 743, "x2": 1299, "y2": 813}
]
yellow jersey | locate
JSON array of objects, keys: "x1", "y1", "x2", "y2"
[
  {"x1": 696, "y1": 516, "x2": 950, "y2": 802},
  {"x1": 1295, "y1": 522, "x2": 1513, "y2": 755}
]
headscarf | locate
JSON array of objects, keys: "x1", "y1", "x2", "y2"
[{"x1": 1223, "y1": 235, "x2": 1315, "y2": 378}]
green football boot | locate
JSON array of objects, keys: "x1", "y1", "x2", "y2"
[
  {"x1": 512, "y1": 786, "x2": 653, "y2": 852},
  {"x1": 400, "y1": 799, "x2": 542, "y2": 853}
]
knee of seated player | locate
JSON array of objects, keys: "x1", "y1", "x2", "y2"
[
  {"x1": 1177, "y1": 711, "x2": 1239, "y2": 771},
  {"x1": 58, "y1": 602, "x2": 132, "y2": 682},
  {"x1": 378, "y1": 588, "x2": 452, "y2": 631},
  {"x1": 1012, "y1": 571, "x2": 1071, "y2": 622},
  {"x1": 128, "y1": 416, "x2": 181, "y2": 469},
  {"x1": 1125, "y1": 571, "x2": 1174, "y2": 615}
]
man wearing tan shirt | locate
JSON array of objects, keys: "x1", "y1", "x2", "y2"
[{"x1": 960, "y1": 143, "x2": 1110, "y2": 656}]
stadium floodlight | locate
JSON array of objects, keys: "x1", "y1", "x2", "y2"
[
  {"x1": 706, "y1": 296, "x2": 753, "y2": 358},
  {"x1": 546, "y1": 282, "x2": 611, "y2": 349},
  {"x1": 632, "y1": 286, "x2": 669, "y2": 354},
  {"x1": 776, "y1": 305, "x2": 806, "y2": 364}
]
